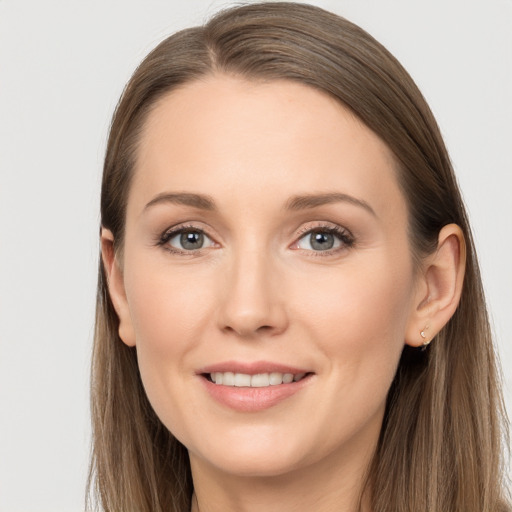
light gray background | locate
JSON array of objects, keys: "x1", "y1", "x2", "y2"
[{"x1": 0, "y1": 1, "x2": 510, "y2": 510}]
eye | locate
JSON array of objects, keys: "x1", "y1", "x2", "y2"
[
  {"x1": 294, "y1": 227, "x2": 353, "y2": 252},
  {"x1": 161, "y1": 227, "x2": 216, "y2": 252}
]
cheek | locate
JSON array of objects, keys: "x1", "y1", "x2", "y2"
[
  {"x1": 287, "y1": 257, "x2": 414, "y2": 449},
  {"x1": 122, "y1": 256, "x2": 217, "y2": 413},
  {"x1": 125, "y1": 256, "x2": 212, "y2": 349},
  {"x1": 296, "y1": 254, "x2": 414, "y2": 373}
]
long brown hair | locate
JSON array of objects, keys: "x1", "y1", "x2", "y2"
[{"x1": 89, "y1": 3, "x2": 510, "y2": 511}]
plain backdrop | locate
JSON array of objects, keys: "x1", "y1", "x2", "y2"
[{"x1": 0, "y1": 1, "x2": 510, "y2": 510}]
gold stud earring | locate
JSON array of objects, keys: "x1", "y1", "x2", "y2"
[{"x1": 420, "y1": 325, "x2": 431, "y2": 350}]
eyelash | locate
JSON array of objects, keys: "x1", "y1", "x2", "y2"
[
  {"x1": 293, "y1": 224, "x2": 355, "y2": 256},
  {"x1": 157, "y1": 224, "x2": 215, "y2": 256},
  {"x1": 156, "y1": 223, "x2": 355, "y2": 257}
]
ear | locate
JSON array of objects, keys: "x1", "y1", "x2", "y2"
[
  {"x1": 405, "y1": 224, "x2": 466, "y2": 348},
  {"x1": 101, "y1": 228, "x2": 136, "y2": 347}
]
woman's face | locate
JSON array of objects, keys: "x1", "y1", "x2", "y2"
[{"x1": 112, "y1": 76, "x2": 424, "y2": 479}]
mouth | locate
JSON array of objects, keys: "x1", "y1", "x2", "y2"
[
  {"x1": 198, "y1": 363, "x2": 314, "y2": 411},
  {"x1": 203, "y1": 371, "x2": 311, "y2": 387}
]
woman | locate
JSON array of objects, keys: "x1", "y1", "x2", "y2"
[{"x1": 89, "y1": 2, "x2": 510, "y2": 511}]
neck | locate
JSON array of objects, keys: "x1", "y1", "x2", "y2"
[{"x1": 189, "y1": 441, "x2": 375, "y2": 512}]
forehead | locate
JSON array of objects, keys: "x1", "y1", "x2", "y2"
[{"x1": 129, "y1": 75, "x2": 405, "y2": 220}]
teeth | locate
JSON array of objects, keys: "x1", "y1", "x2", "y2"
[
  {"x1": 221, "y1": 372, "x2": 234, "y2": 386},
  {"x1": 251, "y1": 374, "x2": 270, "y2": 387},
  {"x1": 269, "y1": 372, "x2": 283, "y2": 385},
  {"x1": 210, "y1": 372, "x2": 306, "y2": 387},
  {"x1": 234, "y1": 373, "x2": 251, "y2": 387}
]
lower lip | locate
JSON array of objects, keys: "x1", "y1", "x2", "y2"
[{"x1": 201, "y1": 375, "x2": 312, "y2": 412}]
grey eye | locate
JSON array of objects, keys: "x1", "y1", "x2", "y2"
[
  {"x1": 181, "y1": 231, "x2": 204, "y2": 250},
  {"x1": 167, "y1": 230, "x2": 214, "y2": 251},
  {"x1": 309, "y1": 232, "x2": 335, "y2": 250},
  {"x1": 296, "y1": 230, "x2": 343, "y2": 251}
]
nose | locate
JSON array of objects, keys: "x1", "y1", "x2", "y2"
[{"x1": 217, "y1": 248, "x2": 288, "y2": 338}]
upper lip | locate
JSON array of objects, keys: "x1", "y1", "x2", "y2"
[{"x1": 198, "y1": 360, "x2": 311, "y2": 375}]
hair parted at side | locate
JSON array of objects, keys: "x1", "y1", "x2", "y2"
[{"x1": 89, "y1": 3, "x2": 510, "y2": 511}]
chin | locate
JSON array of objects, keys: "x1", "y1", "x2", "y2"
[
  {"x1": 186, "y1": 422, "x2": 327, "y2": 479},
  {"x1": 195, "y1": 448, "x2": 307, "y2": 479}
]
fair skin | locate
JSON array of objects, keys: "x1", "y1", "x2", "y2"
[{"x1": 102, "y1": 76, "x2": 465, "y2": 512}]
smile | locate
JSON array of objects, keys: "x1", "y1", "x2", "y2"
[
  {"x1": 208, "y1": 372, "x2": 307, "y2": 387},
  {"x1": 200, "y1": 364, "x2": 314, "y2": 412}
]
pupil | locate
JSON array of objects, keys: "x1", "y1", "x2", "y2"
[
  {"x1": 180, "y1": 231, "x2": 204, "y2": 250},
  {"x1": 310, "y1": 232, "x2": 334, "y2": 250}
]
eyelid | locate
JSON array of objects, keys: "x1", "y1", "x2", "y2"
[
  {"x1": 290, "y1": 222, "x2": 355, "y2": 254},
  {"x1": 157, "y1": 223, "x2": 219, "y2": 254},
  {"x1": 155, "y1": 220, "x2": 354, "y2": 256}
]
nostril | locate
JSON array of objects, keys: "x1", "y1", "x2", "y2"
[
  {"x1": 256, "y1": 325, "x2": 273, "y2": 332},
  {"x1": 221, "y1": 322, "x2": 278, "y2": 337}
]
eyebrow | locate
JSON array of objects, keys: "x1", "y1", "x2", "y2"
[
  {"x1": 143, "y1": 191, "x2": 376, "y2": 217},
  {"x1": 285, "y1": 193, "x2": 376, "y2": 216},
  {"x1": 144, "y1": 192, "x2": 217, "y2": 212}
]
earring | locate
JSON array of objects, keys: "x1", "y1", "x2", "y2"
[{"x1": 420, "y1": 325, "x2": 431, "y2": 350}]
